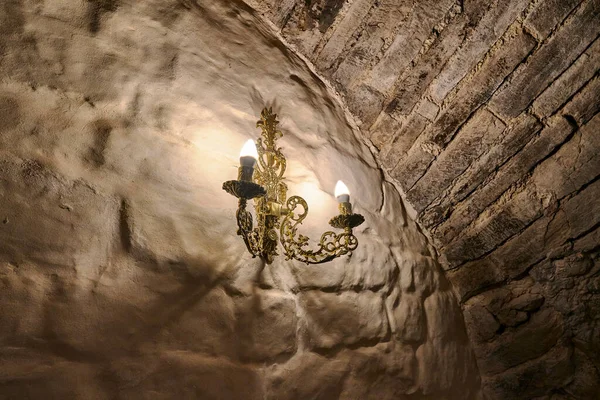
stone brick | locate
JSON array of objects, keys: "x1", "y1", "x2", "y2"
[
  {"x1": 475, "y1": 309, "x2": 563, "y2": 375},
  {"x1": 390, "y1": 145, "x2": 435, "y2": 192},
  {"x1": 507, "y1": 293, "x2": 545, "y2": 312},
  {"x1": 270, "y1": 0, "x2": 298, "y2": 28},
  {"x1": 531, "y1": 112, "x2": 600, "y2": 199},
  {"x1": 0, "y1": 354, "x2": 109, "y2": 400},
  {"x1": 369, "y1": 111, "x2": 401, "y2": 150},
  {"x1": 291, "y1": 239, "x2": 394, "y2": 292},
  {"x1": 365, "y1": 0, "x2": 455, "y2": 93},
  {"x1": 407, "y1": 108, "x2": 505, "y2": 213},
  {"x1": 561, "y1": 178, "x2": 600, "y2": 239},
  {"x1": 300, "y1": 290, "x2": 388, "y2": 350},
  {"x1": 463, "y1": 304, "x2": 500, "y2": 342},
  {"x1": 565, "y1": 349, "x2": 600, "y2": 399},
  {"x1": 346, "y1": 83, "x2": 386, "y2": 125},
  {"x1": 430, "y1": 0, "x2": 531, "y2": 104},
  {"x1": 451, "y1": 178, "x2": 600, "y2": 298},
  {"x1": 524, "y1": 0, "x2": 583, "y2": 39},
  {"x1": 447, "y1": 258, "x2": 505, "y2": 302},
  {"x1": 447, "y1": 114, "x2": 541, "y2": 203},
  {"x1": 554, "y1": 253, "x2": 593, "y2": 278},
  {"x1": 489, "y1": 0, "x2": 600, "y2": 118},
  {"x1": 0, "y1": 96, "x2": 20, "y2": 133},
  {"x1": 332, "y1": 0, "x2": 412, "y2": 88},
  {"x1": 435, "y1": 115, "x2": 575, "y2": 246},
  {"x1": 316, "y1": 0, "x2": 373, "y2": 70},
  {"x1": 390, "y1": 14, "x2": 469, "y2": 115},
  {"x1": 154, "y1": 287, "x2": 238, "y2": 358},
  {"x1": 379, "y1": 111, "x2": 429, "y2": 170},
  {"x1": 532, "y1": 37, "x2": 600, "y2": 117},
  {"x1": 415, "y1": 98, "x2": 440, "y2": 121},
  {"x1": 443, "y1": 186, "x2": 544, "y2": 268},
  {"x1": 0, "y1": 1, "x2": 487, "y2": 400},
  {"x1": 427, "y1": 30, "x2": 536, "y2": 148},
  {"x1": 415, "y1": 326, "x2": 480, "y2": 397},
  {"x1": 573, "y1": 225, "x2": 600, "y2": 253},
  {"x1": 439, "y1": 112, "x2": 600, "y2": 269},
  {"x1": 380, "y1": 180, "x2": 408, "y2": 227},
  {"x1": 339, "y1": 343, "x2": 417, "y2": 399},
  {"x1": 266, "y1": 343, "x2": 417, "y2": 400},
  {"x1": 495, "y1": 309, "x2": 528, "y2": 327},
  {"x1": 278, "y1": 0, "x2": 348, "y2": 50},
  {"x1": 482, "y1": 345, "x2": 574, "y2": 400},
  {"x1": 282, "y1": 21, "x2": 324, "y2": 56},
  {"x1": 489, "y1": 211, "x2": 565, "y2": 279},
  {"x1": 560, "y1": 74, "x2": 600, "y2": 125},
  {"x1": 420, "y1": 113, "x2": 541, "y2": 230}
]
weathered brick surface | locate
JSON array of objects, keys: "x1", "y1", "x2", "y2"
[
  {"x1": 421, "y1": 114, "x2": 542, "y2": 231},
  {"x1": 532, "y1": 112, "x2": 600, "y2": 199},
  {"x1": 332, "y1": 0, "x2": 412, "y2": 89},
  {"x1": 532, "y1": 37, "x2": 600, "y2": 117},
  {"x1": 434, "y1": 115, "x2": 575, "y2": 246},
  {"x1": 364, "y1": 0, "x2": 455, "y2": 93},
  {"x1": 560, "y1": 74, "x2": 600, "y2": 124},
  {"x1": 388, "y1": 13, "x2": 469, "y2": 116},
  {"x1": 449, "y1": 177, "x2": 600, "y2": 302},
  {"x1": 443, "y1": 186, "x2": 544, "y2": 268},
  {"x1": 426, "y1": 30, "x2": 536, "y2": 148},
  {"x1": 474, "y1": 309, "x2": 563, "y2": 375},
  {"x1": 429, "y1": 0, "x2": 531, "y2": 104},
  {"x1": 524, "y1": 0, "x2": 583, "y2": 39},
  {"x1": 316, "y1": 0, "x2": 373, "y2": 70},
  {"x1": 407, "y1": 108, "x2": 505, "y2": 213},
  {"x1": 482, "y1": 345, "x2": 574, "y2": 400},
  {"x1": 390, "y1": 144, "x2": 435, "y2": 192},
  {"x1": 378, "y1": 111, "x2": 428, "y2": 170},
  {"x1": 489, "y1": 0, "x2": 600, "y2": 118}
]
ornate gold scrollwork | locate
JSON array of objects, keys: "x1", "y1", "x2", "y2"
[
  {"x1": 280, "y1": 196, "x2": 359, "y2": 264},
  {"x1": 223, "y1": 107, "x2": 364, "y2": 264}
]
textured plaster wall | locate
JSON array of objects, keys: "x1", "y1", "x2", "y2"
[
  {"x1": 0, "y1": 0, "x2": 481, "y2": 399},
  {"x1": 249, "y1": 0, "x2": 600, "y2": 398}
]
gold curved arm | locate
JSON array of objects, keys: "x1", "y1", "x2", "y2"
[
  {"x1": 280, "y1": 196, "x2": 358, "y2": 264},
  {"x1": 236, "y1": 198, "x2": 261, "y2": 257}
]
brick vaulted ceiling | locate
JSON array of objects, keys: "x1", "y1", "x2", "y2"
[{"x1": 247, "y1": 0, "x2": 600, "y2": 398}]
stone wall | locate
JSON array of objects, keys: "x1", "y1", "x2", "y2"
[
  {"x1": 0, "y1": 0, "x2": 482, "y2": 399},
  {"x1": 245, "y1": 0, "x2": 600, "y2": 398}
]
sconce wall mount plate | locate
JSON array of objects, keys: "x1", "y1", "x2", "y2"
[{"x1": 223, "y1": 108, "x2": 364, "y2": 264}]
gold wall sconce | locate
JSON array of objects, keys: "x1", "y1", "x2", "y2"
[{"x1": 223, "y1": 108, "x2": 365, "y2": 264}]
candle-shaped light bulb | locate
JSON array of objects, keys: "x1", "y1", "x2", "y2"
[
  {"x1": 335, "y1": 180, "x2": 350, "y2": 203},
  {"x1": 239, "y1": 139, "x2": 258, "y2": 167}
]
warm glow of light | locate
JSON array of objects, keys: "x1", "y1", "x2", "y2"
[
  {"x1": 239, "y1": 139, "x2": 258, "y2": 159},
  {"x1": 334, "y1": 180, "x2": 350, "y2": 197}
]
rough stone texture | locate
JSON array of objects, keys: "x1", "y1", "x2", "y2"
[
  {"x1": 489, "y1": 0, "x2": 600, "y2": 118},
  {"x1": 245, "y1": 0, "x2": 600, "y2": 398},
  {"x1": 300, "y1": 291, "x2": 388, "y2": 350},
  {"x1": 0, "y1": 0, "x2": 482, "y2": 399}
]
